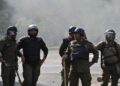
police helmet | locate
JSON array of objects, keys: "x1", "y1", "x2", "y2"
[
  {"x1": 7, "y1": 26, "x2": 17, "y2": 34},
  {"x1": 74, "y1": 27, "x2": 85, "y2": 36},
  {"x1": 105, "y1": 29, "x2": 116, "y2": 41},
  {"x1": 28, "y1": 24, "x2": 38, "y2": 37},
  {"x1": 28, "y1": 24, "x2": 38, "y2": 32},
  {"x1": 69, "y1": 26, "x2": 76, "y2": 34}
]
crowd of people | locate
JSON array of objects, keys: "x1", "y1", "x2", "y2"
[
  {"x1": 59, "y1": 26, "x2": 120, "y2": 86},
  {"x1": 0, "y1": 24, "x2": 120, "y2": 86}
]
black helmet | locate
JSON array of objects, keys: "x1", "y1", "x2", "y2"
[
  {"x1": 7, "y1": 26, "x2": 17, "y2": 34},
  {"x1": 28, "y1": 24, "x2": 38, "y2": 37},
  {"x1": 105, "y1": 29, "x2": 116, "y2": 41},
  {"x1": 74, "y1": 27, "x2": 85, "y2": 36},
  {"x1": 6, "y1": 26, "x2": 17, "y2": 39},
  {"x1": 69, "y1": 26, "x2": 76, "y2": 34}
]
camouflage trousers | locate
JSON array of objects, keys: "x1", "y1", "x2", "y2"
[
  {"x1": 69, "y1": 71, "x2": 91, "y2": 86},
  {"x1": 101, "y1": 65, "x2": 119, "y2": 86},
  {"x1": 61, "y1": 60, "x2": 70, "y2": 86},
  {"x1": 22, "y1": 63, "x2": 41, "y2": 86},
  {"x1": 1, "y1": 64, "x2": 16, "y2": 86}
]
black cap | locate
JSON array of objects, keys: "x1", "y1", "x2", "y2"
[{"x1": 7, "y1": 26, "x2": 17, "y2": 33}]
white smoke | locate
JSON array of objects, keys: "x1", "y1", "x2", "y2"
[{"x1": 4, "y1": 0, "x2": 120, "y2": 46}]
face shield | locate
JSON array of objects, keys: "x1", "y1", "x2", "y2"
[{"x1": 105, "y1": 31, "x2": 115, "y2": 41}]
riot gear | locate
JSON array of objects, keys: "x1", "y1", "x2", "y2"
[
  {"x1": 105, "y1": 29, "x2": 116, "y2": 41},
  {"x1": 59, "y1": 26, "x2": 76, "y2": 86},
  {"x1": 65, "y1": 39, "x2": 98, "y2": 86},
  {"x1": 7, "y1": 26, "x2": 17, "y2": 34},
  {"x1": 17, "y1": 33, "x2": 48, "y2": 86},
  {"x1": 6, "y1": 26, "x2": 17, "y2": 39},
  {"x1": 0, "y1": 26, "x2": 20, "y2": 86},
  {"x1": 74, "y1": 28, "x2": 85, "y2": 36},
  {"x1": 69, "y1": 26, "x2": 76, "y2": 34},
  {"x1": 95, "y1": 29, "x2": 119, "y2": 86},
  {"x1": 28, "y1": 24, "x2": 38, "y2": 37}
]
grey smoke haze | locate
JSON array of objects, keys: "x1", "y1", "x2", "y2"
[
  {"x1": 4, "y1": 0, "x2": 120, "y2": 46},
  {"x1": 0, "y1": 0, "x2": 13, "y2": 36}
]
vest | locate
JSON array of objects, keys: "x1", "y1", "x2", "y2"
[
  {"x1": 101, "y1": 42, "x2": 119, "y2": 64},
  {"x1": 70, "y1": 42, "x2": 89, "y2": 61}
]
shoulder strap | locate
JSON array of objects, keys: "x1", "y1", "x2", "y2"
[
  {"x1": 100, "y1": 42, "x2": 106, "y2": 66},
  {"x1": 100, "y1": 42, "x2": 106, "y2": 58},
  {"x1": 114, "y1": 42, "x2": 119, "y2": 58},
  {"x1": 101, "y1": 42, "x2": 106, "y2": 52},
  {"x1": 101, "y1": 41, "x2": 120, "y2": 62}
]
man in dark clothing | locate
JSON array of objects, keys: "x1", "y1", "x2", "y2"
[
  {"x1": 59, "y1": 26, "x2": 76, "y2": 86},
  {"x1": 0, "y1": 26, "x2": 21, "y2": 86},
  {"x1": 95, "y1": 29, "x2": 120, "y2": 86},
  {"x1": 17, "y1": 24, "x2": 48, "y2": 86},
  {"x1": 64, "y1": 28, "x2": 99, "y2": 86}
]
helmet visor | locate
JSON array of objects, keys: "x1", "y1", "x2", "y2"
[{"x1": 105, "y1": 32, "x2": 115, "y2": 40}]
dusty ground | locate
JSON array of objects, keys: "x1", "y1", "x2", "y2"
[
  {"x1": 0, "y1": 49, "x2": 119, "y2": 86},
  {"x1": 0, "y1": 73, "x2": 117, "y2": 86}
]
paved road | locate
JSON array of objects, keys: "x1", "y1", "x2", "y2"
[{"x1": 0, "y1": 49, "x2": 119, "y2": 86}]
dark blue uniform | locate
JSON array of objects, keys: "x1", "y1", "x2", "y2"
[{"x1": 17, "y1": 37, "x2": 48, "y2": 86}]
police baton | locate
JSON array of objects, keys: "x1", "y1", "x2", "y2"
[
  {"x1": 63, "y1": 59, "x2": 67, "y2": 86},
  {"x1": 62, "y1": 55, "x2": 69, "y2": 86},
  {"x1": 1, "y1": 60, "x2": 22, "y2": 86},
  {"x1": 15, "y1": 70, "x2": 22, "y2": 86}
]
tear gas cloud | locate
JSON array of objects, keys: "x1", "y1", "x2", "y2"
[{"x1": 4, "y1": 0, "x2": 120, "y2": 46}]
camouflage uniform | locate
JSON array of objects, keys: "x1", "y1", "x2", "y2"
[
  {"x1": 59, "y1": 26, "x2": 76, "y2": 86},
  {"x1": 0, "y1": 38, "x2": 20, "y2": 86},
  {"x1": 95, "y1": 41, "x2": 120, "y2": 86},
  {"x1": 65, "y1": 39, "x2": 98, "y2": 86},
  {"x1": 59, "y1": 38, "x2": 72, "y2": 86}
]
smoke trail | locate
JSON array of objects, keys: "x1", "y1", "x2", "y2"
[{"x1": 4, "y1": 0, "x2": 120, "y2": 46}]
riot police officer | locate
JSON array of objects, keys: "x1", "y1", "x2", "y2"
[
  {"x1": 95, "y1": 29, "x2": 120, "y2": 86},
  {"x1": 17, "y1": 24, "x2": 48, "y2": 86},
  {"x1": 64, "y1": 28, "x2": 98, "y2": 86},
  {"x1": 59, "y1": 26, "x2": 76, "y2": 86},
  {"x1": 0, "y1": 26, "x2": 21, "y2": 86}
]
